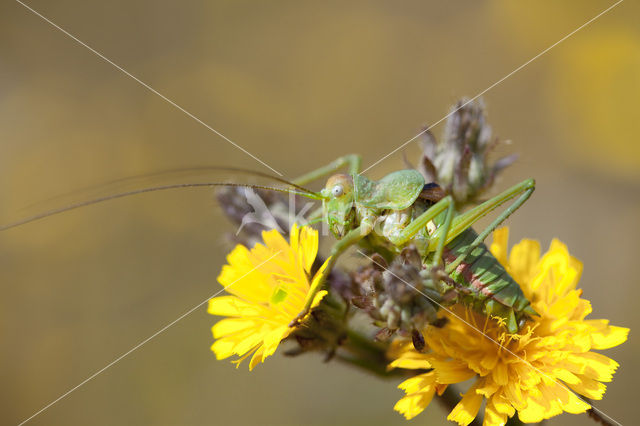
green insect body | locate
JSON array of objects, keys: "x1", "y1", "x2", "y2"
[
  {"x1": 441, "y1": 228, "x2": 537, "y2": 331},
  {"x1": 3, "y1": 156, "x2": 536, "y2": 333},
  {"x1": 315, "y1": 167, "x2": 535, "y2": 332}
]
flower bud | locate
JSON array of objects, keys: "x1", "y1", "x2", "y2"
[
  {"x1": 352, "y1": 247, "x2": 441, "y2": 345},
  {"x1": 419, "y1": 98, "x2": 517, "y2": 206}
]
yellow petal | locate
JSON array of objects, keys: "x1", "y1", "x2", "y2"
[
  {"x1": 249, "y1": 346, "x2": 266, "y2": 371},
  {"x1": 207, "y1": 296, "x2": 263, "y2": 316},
  {"x1": 547, "y1": 290, "x2": 581, "y2": 318},
  {"x1": 545, "y1": 383, "x2": 591, "y2": 415},
  {"x1": 394, "y1": 388, "x2": 436, "y2": 420},
  {"x1": 310, "y1": 290, "x2": 328, "y2": 310},
  {"x1": 297, "y1": 224, "x2": 319, "y2": 272},
  {"x1": 210, "y1": 339, "x2": 235, "y2": 360},
  {"x1": 261, "y1": 228, "x2": 290, "y2": 255},
  {"x1": 398, "y1": 373, "x2": 436, "y2": 394},
  {"x1": 430, "y1": 359, "x2": 476, "y2": 384},
  {"x1": 553, "y1": 264, "x2": 581, "y2": 300},
  {"x1": 483, "y1": 396, "x2": 510, "y2": 426},
  {"x1": 475, "y1": 379, "x2": 500, "y2": 398},
  {"x1": 490, "y1": 227, "x2": 509, "y2": 267},
  {"x1": 517, "y1": 392, "x2": 557, "y2": 423},
  {"x1": 211, "y1": 318, "x2": 256, "y2": 338},
  {"x1": 233, "y1": 329, "x2": 268, "y2": 355},
  {"x1": 567, "y1": 352, "x2": 619, "y2": 382},
  {"x1": 491, "y1": 361, "x2": 509, "y2": 386},
  {"x1": 231, "y1": 345, "x2": 259, "y2": 368},
  {"x1": 447, "y1": 384, "x2": 483, "y2": 426},
  {"x1": 261, "y1": 325, "x2": 291, "y2": 357},
  {"x1": 489, "y1": 393, "x2": 515, "y2": 416},
  {"x1": 502, "y1": 377, "x2": 523, "y2": 406},
  {"x1": 508, "y1": 238, "x2": 540, "y2": 285},
  {"x1": 302, "y1": 257, "x2": 332, "y2": 309},
  {"x1": 479, "y1": 349, "x2": 499, "y2": 371},
  {"x1": 585, "y1": 321, "x2": 630, "y2": 349},
  {"x1": 559, "y1": 388, "x2": 591, "y2": 414},
  {"x1": 553, "y1": 368, "x2": 581, "y2": 385},
  {"x1": 389, "y1": 357, "x2": 432, "y2": 370},
  {"x1": 217, "y1": 263, "x2": 271, "y2": 303},
  {"x1": 567, "y1": 375, "x2": 607, "y2": 400}
]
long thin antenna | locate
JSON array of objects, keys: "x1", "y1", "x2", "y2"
[
  {"x1": 20, "y1": 166, "x2": 317, "y2": 213},
  {"x1": 1, "y1": 182, "x2": 322, "y2": 232},
  {"x1": 183, "y1": 166, "x2": 316, "y2": 194}
]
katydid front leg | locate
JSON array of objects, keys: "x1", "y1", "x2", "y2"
[
  {"x1": 386, "y1": 195, "x2": 459, "y2": 294},
  {"x1": 290, "y1": 217, "x2": 374, "y2": 326},
  {"x1": 303, "y1": 205, "x2": 325, "y2": 226},
  {"x1": 292, "y1": 154, "x2": 361, "y2": 185}
]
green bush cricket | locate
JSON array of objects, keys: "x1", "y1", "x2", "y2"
[
  {"x1": 289, "y1": 154, "x2": 537, "y2": 333},
  {"x1": 2, "y1": 156, "x2": 536, "y2": 333}
]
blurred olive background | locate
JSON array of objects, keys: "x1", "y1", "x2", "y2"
[{"x1": 1, "y1": 1, "x2": 638, "y2": 425}]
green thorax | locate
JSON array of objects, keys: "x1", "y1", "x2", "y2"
[{"x1": 353, "y1": 170, "x2": 425, "y2": 210}]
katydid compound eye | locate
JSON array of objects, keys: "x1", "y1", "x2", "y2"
[{"x1": 331, "y1": 185, "x2": 344, "y2": 197}]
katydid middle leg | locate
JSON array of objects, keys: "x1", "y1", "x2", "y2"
[
  {"x1": 387, "y1": 194, "x2": 471, "y2": 295},
  {"x1": 390, "y1": 197, "x2": 456, "y2": 265},
  {"x1": 290, "y1": 219, "x2": 374, "y2": 326},
  {"x1": 288, "y1": 155, "x2": 364, "y2": 325}
]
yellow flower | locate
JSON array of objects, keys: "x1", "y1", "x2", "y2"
[
  {"x1": 208, "y1": 224, "x2": 329, "y2": 370},
  {"x1": 391, "y1": 227, "x2": 629, "y2": 425}
]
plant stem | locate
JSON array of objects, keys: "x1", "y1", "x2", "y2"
[
  {"x1": 334, "y1": 353, "x2": 403, "y2": 378},
  {"x1": 505, "y1": 415, "x2": 525, "y2": 426},
  {"x1": 338, "y1": 329, "x2": 399, "y2": 377}
]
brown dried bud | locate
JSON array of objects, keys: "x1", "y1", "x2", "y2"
[
  {"x1": 286, "y1": 292, "x2": 349, "y2": 360},
  {"x1": 419, "y1": 98, "x2": 517, "y2": 207},
  {"x1": 216, "y1": 187, "x2": 310, "y2": 247},
  {"x1": 352, "y1": 246, "x2": 442, "y2": 340}
]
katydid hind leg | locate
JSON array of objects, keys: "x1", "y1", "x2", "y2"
[
  {"x1": 442, "y1": 179, "x2": 534, "y2": 333},
  {"x1": 401, "y1": 179, "x2": 534, "y2": 332},
  {"x1": 485, "y1": 299, "x2": 518, "y2": 333},
  {"x1": 392, "y1": 179, "x2": 534, "y2": 259},
  {"x1": 431, "y1": 200, "x2": 454, "y2": 267},
  {"x1": 444, "y1": 179, "x2": 535, "y2": 274}
]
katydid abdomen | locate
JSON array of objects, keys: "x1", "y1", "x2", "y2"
[
  {"x1": 442, "y1": 227, "x2": 535, "y2": 332},
  {"x1": 353, "y1": 174, "x2": 537, "y2": 334},
  {"x1": 361, "y1": 197, "x2": 534, "y2": 333}
]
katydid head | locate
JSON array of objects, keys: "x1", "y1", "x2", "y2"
[{"x1": 321, "y1": 174, "x2": 356, "y2": 238}]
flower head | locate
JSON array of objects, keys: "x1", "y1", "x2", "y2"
[
  {"x1": 390, "y1": 228, "x2": 628, "y2": 424},
  {"x1": 208, "y1": 224, "x2": 329, "y2": 370}
]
